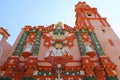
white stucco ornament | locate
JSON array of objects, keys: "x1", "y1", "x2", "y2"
[{"x1": 45, "y1": 46, "x2": 72, "y2": 57}]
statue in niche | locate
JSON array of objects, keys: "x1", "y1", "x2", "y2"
[
  {"x1": 84, "y1": 42, "x2": 96, "y2": 57},
  {"x1": 23, "y1": 42, "x2": 33, "y2": 53},
  {"x1": 22, "y1": 42, "x2": 33, "y2": 58}
]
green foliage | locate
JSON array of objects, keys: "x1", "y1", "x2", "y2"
[
  {"x1": 106, "y1": 76, "x2": 119, "y2": 80},
  {"x1": 76, "y1": 31, "x2": 86, "y2": 56},
  {"x1": 32, "y1": 31, "x2": 42, "y2": 55},
  {"x1": 65, "y1": 71, "x2": 80, "y2": 76},
  {"x1": 82, "y1": 76, "x2": 96, "y2": 80},
  {"x1": 89, "y1": 31, "x2": 105, "y2": 56},
  {"x1": 23, "y1": 76, "x2": 35, "y2": 80},
  {"x1": 0, "y1": 76, "x2": 12, "y2": 80},
  {"x1": 38, "y1": 71, "x2": 53, "y2": 76},
  {"x1": 53, "y1": 28, "x2": 65, "y2": 35},
  {"x1": 13, "y1": 31, "x2": 29, "y2": 56}
]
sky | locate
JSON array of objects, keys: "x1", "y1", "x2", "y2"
[{"x1": 0, "y1": 0, "x2": 120, "y2": 45}]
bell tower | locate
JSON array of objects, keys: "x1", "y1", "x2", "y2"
[
  {"x1": 75, "y1": 1, "x2": 120, "y2": 80},
  {"x1": 75, "y1": 2, "x2": 110, "y2": 28}
]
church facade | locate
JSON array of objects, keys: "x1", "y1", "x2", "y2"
[{"x1": 0, "y1": 2, "x2": 120, "y2": 80}]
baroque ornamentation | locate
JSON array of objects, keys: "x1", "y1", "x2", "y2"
[{"x1": 43, "y1": 22, "x2": 75, "y2": 65}]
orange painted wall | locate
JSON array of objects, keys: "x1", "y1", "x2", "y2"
[
  {"x1": 0, "y1": 38, "x2": 13, "y2": 65},
  {"x1": 94, "y1": 26, "x2": 120, "y2": 78}
]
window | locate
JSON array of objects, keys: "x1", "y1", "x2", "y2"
[
  {"x1": 87, "y1": 13, "x2": 92, "y2": 16},
  {"x1": 108, "y1": 39, "x2": 114, "y2": 46},
  {"x1": 102, "y1": 29, "x2": 106, "y2": 32}
]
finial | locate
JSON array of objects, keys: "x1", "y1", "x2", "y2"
[{"x1": 56, "y1": 21, "x2": 63, "y2": 28}]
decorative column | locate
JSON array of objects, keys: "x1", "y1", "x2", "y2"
[
  {"x1": 88, "y1": 31, "x2": 105, "y2": 56},
  {"x1": 76, "y1": 29, "x2": 96, "y2": 80},
  {"x1": 13, "y1": 31, "x2": 29, "y2": 56},
  {"x1": 32, "y1": 30, "x2": 42, "y2": 56},
  {"x1": 76, "y1": 30, "x2": 86, "y2": 56},
  {"x1": 88, "y1": 30, "x2": 119, "y2": 80},
  {"x1": 23, "y1": 27, "x2": 42, "y2": 79},
  {"x1": 88, "y1": 30, "x2": 107, "y2": 79},
  {"x1": 22, "y1": 27, "x2": 37, "y2": 58}
]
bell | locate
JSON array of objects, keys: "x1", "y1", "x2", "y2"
[{"x1": 85, "y1": 44, "x2": 96, "y2": 57}]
